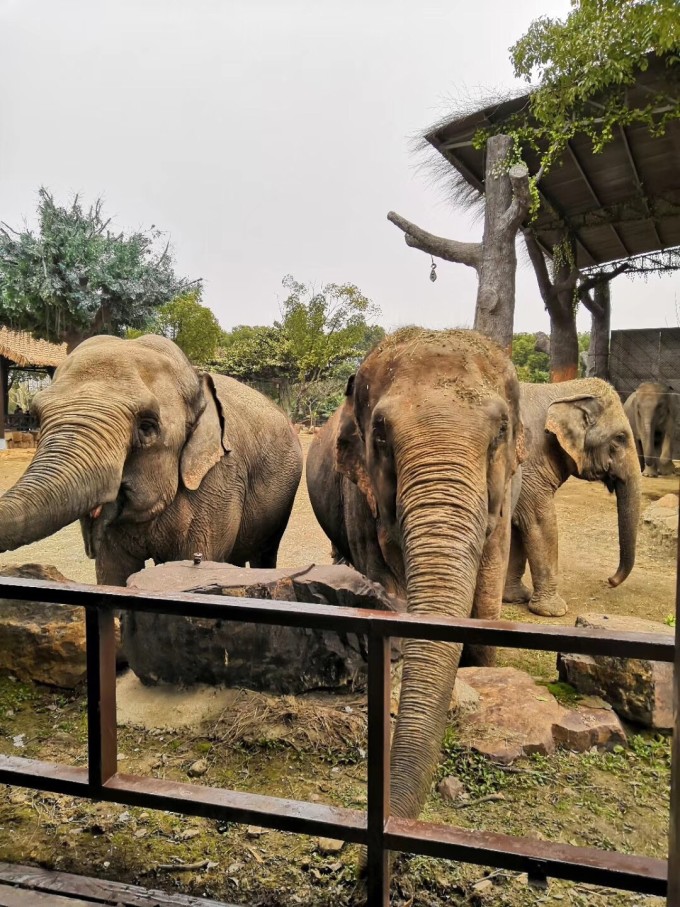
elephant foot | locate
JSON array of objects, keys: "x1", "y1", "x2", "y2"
[
  {"x1": 528, "y1": 594, "x2": 567, "y2": 617},
  {"x1": 503, "y1": 581, "x2": 532, "y2": 604},
  {"x1": 659, "y1": 463, "x2": 677, "y2": 477},
  {"x1": 642, "y1": 467, "x2": 659, "y2": 478}
]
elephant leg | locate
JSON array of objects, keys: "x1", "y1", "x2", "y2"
[
  {"x1": 503, "y1": 524, "x2": 532, "y2": 604},
  {"x1": 659, "y1": 430, "x2": 675, "y2": 475},
  {"x1": 465, "y1": 491, "x2": 512, "y2": 666},
  {"x1": 521, "y1": 499, "x2": 567, "y2": 617}
]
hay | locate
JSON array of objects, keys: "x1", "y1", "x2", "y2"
[{"x1": 209, "y1": 690, "x2": 368, "y2": 751}]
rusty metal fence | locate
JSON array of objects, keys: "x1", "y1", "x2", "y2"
[{"x1": 0, "y1": 574, "x2": 678, "y2": 906}]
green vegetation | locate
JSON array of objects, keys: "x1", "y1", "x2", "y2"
[
  {"x1": 128, "y1": 288, "x2": 224, "y2": 366},
  {"x1": 511, "y1": 333, "x2": 549, "y2": 382},
  {"x1": 213, "y1": 276, "x2": 383, "y2": 425},
  {"x1": 508, "y1": 0, "x2": 679, "y2": 179},
  {"x1": 0, "y1": 189, "x2": 191, "y2": 349}
]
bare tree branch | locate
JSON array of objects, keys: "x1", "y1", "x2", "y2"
[
  {"x1": 387, "y1": 211, "x2": 482, "y2": 270},
  {"x1": 523, "y1": 230, "x2": 555, "y2": 307}
]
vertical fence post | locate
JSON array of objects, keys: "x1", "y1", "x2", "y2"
[
  {"x1": 367, "y1": 631, "x2": 391, "y2": 906},
  {"x1": 668, "y1": 503, "x2": 680, "y2": 907},
  {"x1": 85, "y1": 606, "x2": 117, "y2": 788}
]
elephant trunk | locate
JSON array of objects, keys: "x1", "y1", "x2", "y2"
[
  {"x1": 389, "y1": 434, "x2": 487, "y2": 820},
  {"x1": 0, "y1": 403, "x2": 131, "y2": 552},
  {"x1": 608, "y1": 446, "x2": 641, "y2": 588}
]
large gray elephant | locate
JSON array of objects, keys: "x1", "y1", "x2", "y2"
[
  {"x1": 623, "y1": 381, "x2": 677, "y2": 478},
  {"x1": 306, "y1": 328, "x2": 523, "y2": 828},
  {"x1": 503, "y1": 378, "x2": 641, "y2": 617},
  {"x1": 0, "y1": 335, "x2": 303, "y2": 585}
]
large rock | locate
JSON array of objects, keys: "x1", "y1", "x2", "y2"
[
  {"x1": 557, "y1": 613, "x2": 674, "y2": 730},
  {"x1": 642, "y1": 493, "x2": 678, "y2": 553},
  {"x1": 124, "y1": 561, "x2": 402, "y2": 693},
  {"x1": 0, "y1": 564, "x2": 85, "y2": 688},
  {"x1": 454, "y1": 667, "x2": 626, "y2": 763}
]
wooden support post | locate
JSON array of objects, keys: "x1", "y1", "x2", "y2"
[
  {"x1": 668, "y1": 503, "x2": 680, "y2": 906},
  {"x1": 85, "y1": 607, "x2": 118, "y2": 788},
  {"x1": 366, "y1": 633, "x2": 391, "y2": 906},
  {"x1": 0, "y1": 357, "x2": 7, "y2": 442}
]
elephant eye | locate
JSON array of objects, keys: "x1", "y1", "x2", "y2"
[{"x1": 136, "y1": 412, "x2": 159, "y2": 446}]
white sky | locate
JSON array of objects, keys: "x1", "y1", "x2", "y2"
[{"x1": 0, "y1": 0, "x2": 677, "y2": 335}]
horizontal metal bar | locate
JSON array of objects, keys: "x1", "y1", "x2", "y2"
[
  {"x1": 0, "y1": 756, "x2": 366, "y2": 844},
  {"x1": 0, "y1": 577, "x2": 673, "y2": 661},
  {"x1": 0, "y1": 755, "x2": 669, "y2": 897},
  {"x1": 386, "y1": 817, "x2": 667, "y2": 897}
]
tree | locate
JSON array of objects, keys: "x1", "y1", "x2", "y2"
[
  {"x1": 212, "y1": 276, "x2": 384, "y2": 424},
  {"x1": 0, "y1": 188, "x2": 193, "y2": 350},
  {"x1": 511, "y1": 333, "x2": 550, "y2": 383},
  {"x1": 388, "y1": 135, "x2": 531, "y2": 352},
  {"x1": 507, "y1": 0, "x2": 679, "y2": 380},
  {"x1": 153, "y1": 289, "x2": 224, "y2": 366}
]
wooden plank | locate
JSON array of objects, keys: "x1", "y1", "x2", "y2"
[
  {"x1": 85, "y1": 606, "x2": 117, "y2": 787},
  {"x1": 366, "y1": 634, "x2": 391, "y2": 906},
  {"x1": 0, "y1": 863, "x2": 238, "y2": 906},
  {"x1": 0, "y1": 887, "x2": 97, "y2": 906}
]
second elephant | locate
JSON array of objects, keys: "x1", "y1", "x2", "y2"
[
  {"x1": 503, "y1": 378, "x2": 641, "y2": 617},
  {"x1": 624, "y1": 381, "x2": 678, "y2": 478}
]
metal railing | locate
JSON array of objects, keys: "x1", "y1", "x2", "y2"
[{"x1": 0, "y1": 574, "x2": 677, "y2": 906}]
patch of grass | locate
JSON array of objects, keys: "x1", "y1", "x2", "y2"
[
  {"x1": 664, "y1": 613, "x2": 676, "y2": 627},
  {"x1": 541, "y1": 680, "x2": 582, "y2": 705}
]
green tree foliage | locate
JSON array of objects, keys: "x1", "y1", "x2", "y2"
[
  {"x1": 0, "y1": 189, "x2": 191, "y2": 349},
  {"x1": 506, "y1": 0, "x2": 679, "y2": 177},
  {"x1": 511, "y1": 334, "x2": 550, "y2": 383},
  {"x1": 153, "y1": 290, "x2": 224, "y2": 366},
  {"x1": 213, "y1": 276, "x2": 383, "y2": 424}
]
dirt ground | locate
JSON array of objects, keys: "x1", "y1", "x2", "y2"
[{"x1": 0, "y1": 437, "x2": 676, "y2": 906}]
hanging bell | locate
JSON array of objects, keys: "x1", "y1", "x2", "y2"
[{"x1": 429, "y1": 258, "x2": 437, "y2": 283}]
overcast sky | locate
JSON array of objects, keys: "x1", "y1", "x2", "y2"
[{"x1": 0, "y1": 0, "x2": 677, "y2": 336}]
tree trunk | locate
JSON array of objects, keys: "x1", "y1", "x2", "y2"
[
  {"x1": 549, "y1": 288, "x2": 579, "y2": 382},
  {"x1": 474, "y1": 135, "x2": 519, "y2": 354},
  {"x1": 0, "y1": 357, "x2": 6, "y2": 443},
  {"x1": 387, "y1": 133, "x2": 530, "y2": 353},
  {"x1": 585, "y1": 282, "x2": 611, "y2": 380}
]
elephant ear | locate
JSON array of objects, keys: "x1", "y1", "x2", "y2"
[
  {"x1": 545, "y1": 394, "x2": 602, "y2": 473},
  {"x1": 180, "y1": 374, "x2": 232, "y2": 491},
  {"x1": 335, "y1": 375, "x2": 377, "y2": 518}
]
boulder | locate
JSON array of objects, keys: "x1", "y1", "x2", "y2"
[
  {"x1": 124, "y1": 561, "x2": 402, "y2": 693},
  {"x1": 557, "y1": 613, "x2": 674, "y2": 730},
  {"x1": 0, "y1": 564, "x2": 85, "y2": 688},
  {"x1": 454, "y1": 667, "x2": 627, "y2": 763},
  {"x1": 456, "y1": 667, "x2": 564, "y2": 763},
  {"x1": 642, "y1": 494, "x2": 678, "y2": 552}
]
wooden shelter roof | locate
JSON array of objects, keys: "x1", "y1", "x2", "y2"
[
  {"x1": 425, "y1": 57, "x2": 680, "y2": 269},
  {"x1": 0, "y1": 327, "x2": 67, "y2": 368}
]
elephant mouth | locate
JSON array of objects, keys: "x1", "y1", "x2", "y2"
[{"x1": 601, "y1": 472, "x2": 617, "y2": 494}]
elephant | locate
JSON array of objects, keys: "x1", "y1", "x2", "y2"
[
  {"x1": 503, "y1": 378, "x2": 641, "y2": 617},
  {"x1": 306, "y1": 327, "x2": 523, "y2": 829},
  {"x1": 623, "y1": 381, "x2": 678, "y2": 478},
  {"x1": 0, "y1": 335, "x2": 303, "y2": 585}
]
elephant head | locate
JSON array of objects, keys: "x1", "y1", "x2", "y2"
[
  {"x1": 335, "y1": 328, "x2": 522, "y2": 822},
  {"x1": 0, "y1": 335, "x2": 229, "y2": 558},
  {"x1": 545, "y1": 384, "x2": 640, "y2": 587}
]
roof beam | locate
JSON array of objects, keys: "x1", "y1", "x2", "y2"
[
  {"x1": 535, "y1": 183, "x2": 599, "y2": 267},
  {"x1": 566, "y1": 141, "x2": 631, "y2": 258},
  {"x1": 619, "y1": 124, "x2": 665, "y2": 248}
]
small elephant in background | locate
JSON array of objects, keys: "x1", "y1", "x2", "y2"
[
  {"x1": 504, "y1": 378, "x2": 641, "y2": 617},
  {"x1": 624, "y1": 381, "x2": 678, "y2": 478}
]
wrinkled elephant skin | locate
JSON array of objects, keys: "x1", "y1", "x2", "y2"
[
  {"x1": 504, "y1": 379, "x2": 641, "y2": 617},
  {"x1": 307, "y1": 328, "x2": 523, "y2": 829},
  {"x1": 0, "y1": 335, "x2": 303, "y2": 585}
]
